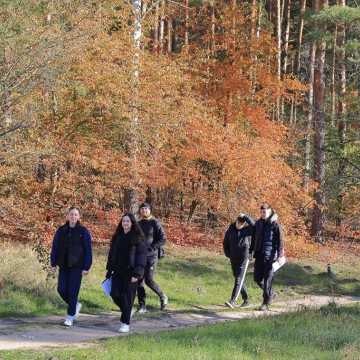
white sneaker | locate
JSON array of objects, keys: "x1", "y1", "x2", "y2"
[
  {"x1": 64, "y1": 316, "x2": 73, "y2": 327},
  {"x1": 137, "y1": 305, "x2": 147, "y2": 314},
  {"x1": 74, "y1": 302, "x2": 82, "y2": 320},
  {"x1": 118, "y1": 323, "x2": 130, "y2": 333}
]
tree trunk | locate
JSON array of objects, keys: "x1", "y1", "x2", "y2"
[
  {"x1": 250, "y1": 0, "x2": 258, "y2": 96},
  {"x1": 311, "y1": 0, "x2": 328, "y2": 243},
  {"x1": 159, "y1": 0, "x2": 165, "y2": 54},
  {"x1": 1, "y1": 46, "x2": 12, "y2": 126},
  {"x1": 211, "y1": 0, "x2": 216, "y2": 55},
  {"x1": 295, "y1": 0, "x2": 306, "y2": 74},
  {"x1": 167, "y1": 17, "x2": 173, "y2": 53},
  {"x1": 331, "y1": 25, "x2": 338, "y2": 126},
  {"x1": 303, "y1": 42, "x2": 316, "y2": 192},
  {"x1": 187, "y1": 199, "x2": 199, "y2": 223},
  {"x1": 335, "y1": 0, "x2": 347, "y2": 227},
  {"x1": 256, "y1": 1, "x2": 262, "y2": 38},
  {"x1": 276, "y1": 0, "x2": 282, "y2": 122},
  {"x1": 282, "y1": 0, "x2": 291, "y2": 75},
  {"x1": 185, "y1": 0, "x2": 189, "y2": 50},
  {"x1": 125, "y1": 0, "x2": 143, "y2": 215},
  {"x1": 281, "y1": 0, "x2": 291, "y2": 121},
  {"x1": 154, "y1": 2, "x2": 159, "y2": 53}
]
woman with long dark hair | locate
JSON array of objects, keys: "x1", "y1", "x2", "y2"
[{"x1": 106, "y1": 213, "x2": 146, "y2": 333}]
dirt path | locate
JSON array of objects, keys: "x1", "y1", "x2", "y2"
[{"x1": 0, "y1": 295, "x2": 359, "y2": 351}]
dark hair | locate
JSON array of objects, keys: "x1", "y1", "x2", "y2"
[
  {"x1": 236, "y1": 216, "x2": 246, "y2": 224},
  {"x1": 139, "y1": 202, "x2": 152, "y2": 211},
  {"x1": 111, "y1": 212, "x2": 144, "y2": 245},
  {"x1": 260, "y1": 203, "x2": 271, "y2": 210},
  {"x1": 68, "y1": 206, "x2": 80, "y2": 214}
]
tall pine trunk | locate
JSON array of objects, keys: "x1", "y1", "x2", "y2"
[
  {"x1": 331, "y1": 25, "x2": 338, "y2": 126},
  {"x1": 311, "y1": 0, "x2": 328, "y2": 243},
  {"x1": 276, "y1": 0, "x2": 282, "y2": 122},
  {"x1": 304, "y1": 42, "x2": 316, "y2": 192},
  {"x1": 335, "y1": 0, "x2": 347, "y2": 227}
]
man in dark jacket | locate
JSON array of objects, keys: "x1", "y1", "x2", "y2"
[
  {"x1": 250, "y1": 203, "x2": 284, "y2": 311},
  {"x1": 136, "y1": 202, "x2": 168, "y2": 312},
  {"x1": 50, "y1": 207, "x2": 92, "y2": 327},
  {"x1": 223, "y1": 214, "x2": 254, "y2": 308}
]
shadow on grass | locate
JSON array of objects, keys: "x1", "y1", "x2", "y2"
[
  {"x1": 274, "y1": 263, "x2": 360, "y2": 297},
  {"x1": 161, "y1": 257, "x2": 229, "y2": 279}
]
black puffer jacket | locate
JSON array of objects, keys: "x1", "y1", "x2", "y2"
[
  {"x1": 250, "y1": 213, "x2": 284, "y2": 261},
  {"x1": 138, "y1": 217, "x2": 166, "y2": 258},
  {"x1": 223, "y1": 215, "x2": 255, "y2": 261},
  {"x1": 106, "y1": 231, "x2": 147, "y2": 279}
]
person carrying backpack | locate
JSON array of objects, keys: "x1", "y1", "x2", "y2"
[{"x1": 136, "y1": 202, "x2": 168, "y2": 312}]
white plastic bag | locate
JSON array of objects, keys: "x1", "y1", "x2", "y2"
[{"x1": 272, "y1": 256, "x2": 286, "y2": 272}]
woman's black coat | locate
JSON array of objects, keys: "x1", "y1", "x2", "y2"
[{"x1": 106, "y1": 230, "x2": 147, "y2": 280}]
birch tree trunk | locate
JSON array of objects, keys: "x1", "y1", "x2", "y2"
[
  {"x1": 167, "y1": 17, "x2": 173, "y2": 53},
  {"x1": 159, "y1": 0, "x2": 165, "y2": 54},
  {"x1": 282, "y1": 0, "x2": 291, "y2": 75},
  {"x1": 124, "y1": 0, "x2": 143, "y2": 214},
  {"x1": 295, "y1": 0, "x2": 306, "y2": 74}
]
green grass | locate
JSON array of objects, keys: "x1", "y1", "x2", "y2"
[
  {"x1": 2, "y1": 303, "x2": 360, "y2": 360},
  {"x1": 0, "y1": 243, "x2": 359, "y2": 317}
]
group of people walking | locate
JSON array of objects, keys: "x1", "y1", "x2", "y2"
[
  {"x1": 223, "y1": 203, "x2": 285, "y2": 311},
  {"x1": 50, "y1": 202, "x2": 167, "y2": 332},
  {"x1": 50, "y1": 202, "x2": 284, "y2": 333}
]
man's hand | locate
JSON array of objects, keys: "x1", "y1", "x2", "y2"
[
  {"x1": 51, "y1": 266, "x2": 57, "y2": 271},
  {"x1": 130, "y1": 277, "x2": 138, "y2": 283},
  {"x1": 82, "y1": 270, "x2": 89, "y2": 276}
]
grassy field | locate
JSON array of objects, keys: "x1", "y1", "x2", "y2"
[
  {"x1": 1, "y1": 303, "x2": 360, "y2": 360},
  {"x1": 0, "y1": 242, "x2": 359, "y2": 318}
]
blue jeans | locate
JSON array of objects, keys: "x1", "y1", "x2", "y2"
[{"x1": 57, "y1": 268, "x2": 83, "y2": 316}]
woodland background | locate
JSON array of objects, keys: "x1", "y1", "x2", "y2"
[{"x1": 0, "y1": 0, "x2": 359, "y2": 258}]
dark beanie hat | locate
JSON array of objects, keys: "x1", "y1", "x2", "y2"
[{"x1": 139, "y1": 202, "x2": 151, "y2": 210}]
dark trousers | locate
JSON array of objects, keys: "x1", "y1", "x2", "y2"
[
  {"x1": 57, "y1": 268, "x2": 83, "y2": 317},
  {"x1": 230, "y1": 258, "x2": 249, "y2": 302},
  {"x1": 254, "y1": 255, "x2": 274, "y2": 305},
  {"x1": 137, "y1": 256, "x2": 164, "y2": 306},
  {"x1": 111, "y1": 275, "x2": 138, "y2": 325}
]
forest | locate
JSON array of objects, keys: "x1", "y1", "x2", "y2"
[{"x1": 0, "y1": 0, "x2": 359, "y2": 255}]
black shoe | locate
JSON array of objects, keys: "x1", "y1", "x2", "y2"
[
  {"x1": 160, "y1": 295, "x2": 168, "y2": 310},
  {"x1": 259, "y1": 303, "x2": 269, "y2": 311},
  {"x1": 240, "y1": 300, "x2": 250, "y2": 308}
]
